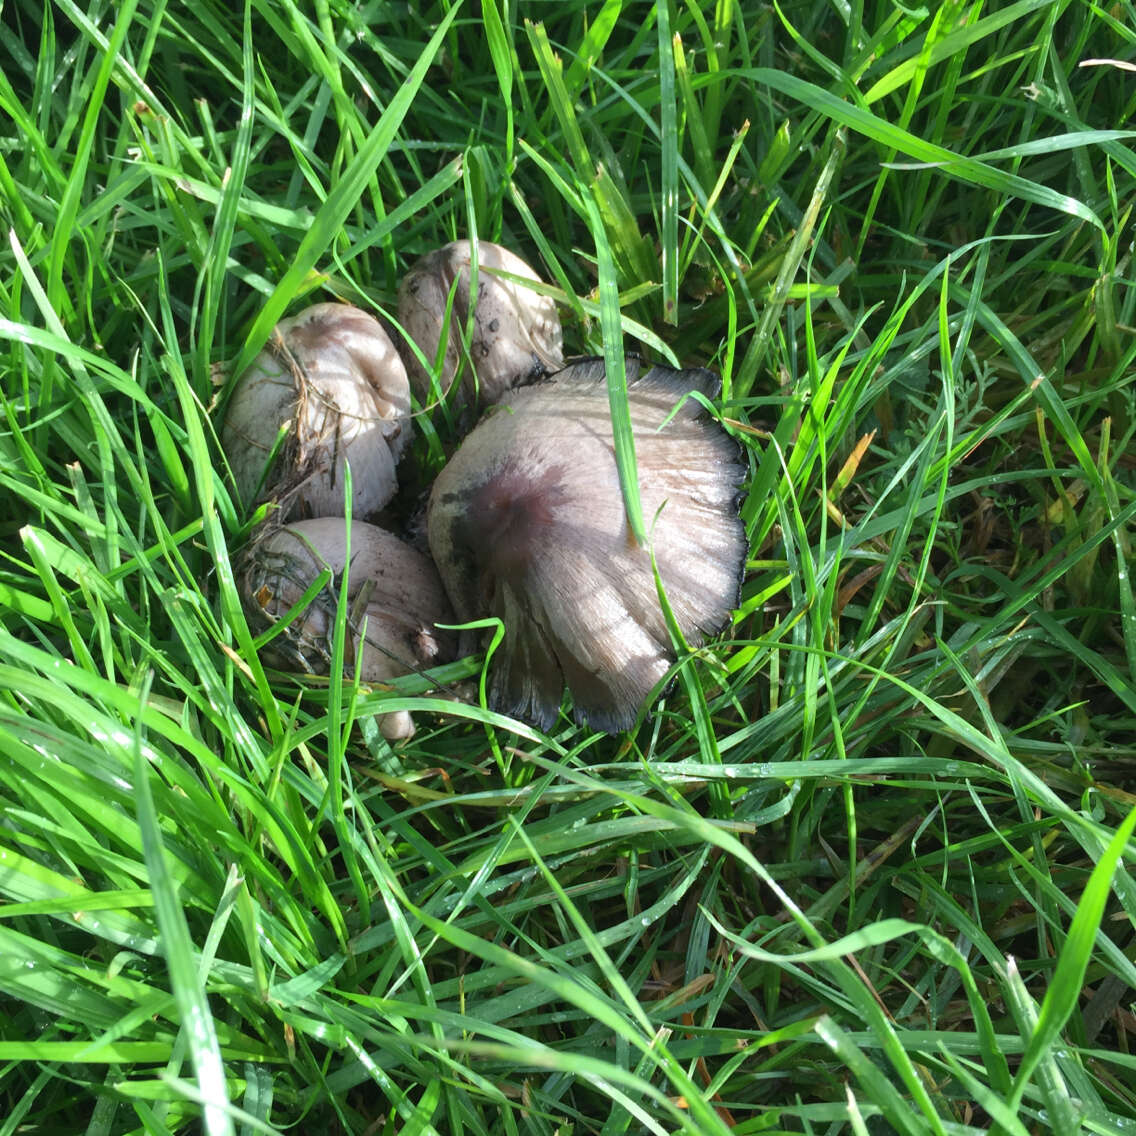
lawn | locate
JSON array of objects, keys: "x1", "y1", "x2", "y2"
[{"x1": 2, "y1": 1, "x2": 1135, "y2": 1133}]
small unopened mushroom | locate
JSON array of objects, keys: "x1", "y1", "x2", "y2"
[
  {"x1": 427, "y1": 357, "x2": 747, "y2": 733},
  {"x1": 241, "y1": 517, "x2": 455, "y2": 739},
  {"x1": 397, "y1": 240, "x2": 563, "y2": 412},
  {"x1": 222, "y1": 303, "x2": 412, "y2": 520}
]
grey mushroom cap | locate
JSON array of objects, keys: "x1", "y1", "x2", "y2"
[
  {"x1": 426, "y1": 357, "x2": 747, "y2": 733},
  {"x1": 241, "y1": 517, "x2": 455, "y2": 739},
  {"x1": 397, "y1": 240, "x2": 563, "y2": 412},
  {"x1": 222, "y1": 303, "x2": 412, "y2": 521}
]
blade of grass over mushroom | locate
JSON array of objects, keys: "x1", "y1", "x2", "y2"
[
  {"x1": 229, "y1": 3, "x2": 460, "y2": 381},
  {"x1": 649, "y1": 543, "x2": 728, "y2": 818},
  {"x1": 585, "y1": 192, "x2": 645, "y2": 545},
  {"x1": 323, "y1": 485, "x2": 369, "y2": 926}
]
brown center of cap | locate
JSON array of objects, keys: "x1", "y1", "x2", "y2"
[{"x1": 458, "y1": 458, "x2": 569, "y2": 582}]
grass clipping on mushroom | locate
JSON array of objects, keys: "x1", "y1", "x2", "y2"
[{"x1": 222, "y1": 303, "x2": 413, "y2": 521}]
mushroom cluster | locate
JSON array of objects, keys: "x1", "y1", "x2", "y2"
[{"x1": 221, "y1": 239, "x2": 746, "y2": 739}]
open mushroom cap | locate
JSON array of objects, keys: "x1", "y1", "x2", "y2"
[
  {"x1": 397, "y1": 240, "x2": 563, "y2": 413},
  {"x1": 427, "y1": 357, "x2": 747, "y2": 733},
  {"x1": 241, "y1": 517, "x2": 455, "y2": 739},
  {"x1": 222, "y1": 303, "x2": 412, "y2": 521}
]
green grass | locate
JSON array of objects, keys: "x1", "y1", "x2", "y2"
[{"x1": 2, "y1": 1, "x2": 1136, "y2": 1132}]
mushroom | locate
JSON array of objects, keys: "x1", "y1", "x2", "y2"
[
  {"x1": 397, "y1": 240, "x2": 563, "y2": 413},
  {"x1": 222, "y1": 303, "x2": 412, "y2": 521},
  {"x1": 240, "y1": 517, "x2": 455, "y2": 740},
  {"x1": 427, "y1": 357, "x2": 747, "y2": 733}
]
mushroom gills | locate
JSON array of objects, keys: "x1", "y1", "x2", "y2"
[{"x1": 427, "y1": 356, "x2": 746, "y2": 732}]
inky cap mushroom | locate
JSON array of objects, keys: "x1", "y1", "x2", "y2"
[
  {"x1": 397, "y1": 240, "x2": 563, "y2": 412},
  {"x1": 223, "y1": 303, "x2": 412, "y2": 521},
  {"x1": 241, "y1": 517, "x2": 455, "y2": 739},
  {"x1": 427, "y1": 357, "x2": 747, "y2": 733}
]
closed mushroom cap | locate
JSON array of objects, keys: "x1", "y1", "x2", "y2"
[
  {"x1": 222, "y1": 303, "x2": 412, "y2": 520},
  {"x1": 241, "y1": 517, "x2": 455, "y2": 739},
  {"x1": 397, "y1": 240, "x2": 563, "y2": 412},
  {"x1": 427, "y1": 357, "x2": 746, "y2": 733}
]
